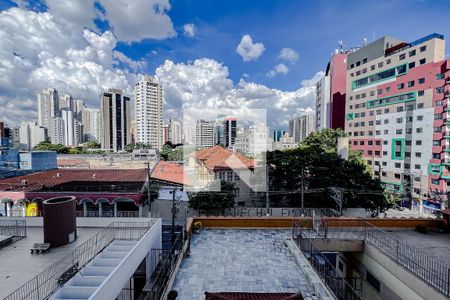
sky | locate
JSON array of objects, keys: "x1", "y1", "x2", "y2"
[{"x1": 1, "y1": 0, "x2": 450, "y2": 129}]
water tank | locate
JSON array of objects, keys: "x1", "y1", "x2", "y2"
[{"x1": 43, "y1": 196, "x2": 77, "y2": 247}]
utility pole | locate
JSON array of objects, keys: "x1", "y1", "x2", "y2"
[
  {"x1": 171, "y1": 187, "x2": 177, "y2": 245},
  {"x1": 265, "y1": 161, "x2": 270, "y2": 217},
  {"x1": 145, "y1": 162, "x2": 152, "y2": 215},
  {"x1": 301, "y1": 167, "x2": 304, "y2": 216}
]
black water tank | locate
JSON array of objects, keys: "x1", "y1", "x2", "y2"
[{"x1": 43, "y1": 196, "x2": 77, "y2": 247}]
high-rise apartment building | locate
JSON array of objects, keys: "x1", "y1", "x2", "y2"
[
  {"x1": 48, "y1": 117, "x2": 65, "y2": 145},
  {"x1": 344, "y1": 33, "x2": 449, "y2": 204},
  {"x1": 316, "y1": 53, "x2": 348, "y2": 131},
  {"x1": 168, "y1": 119, "x2": 182, "y2": 145},
  {"x1": 134, "y1": 76, "x2": 163, "y2": 150},
  {"x1": 59, "y1": 94, "x2": 73, "y2": 110},
  {"x1": 100, "y1": 88, "x2": 131, "y2": 152},
  {"x1": 195, "y1": 120, "x2": 214, "y2": 148},
  {"x1": 289, "y1": 115, "x2": 315, "y2": 143},
  {"x1": 82, "y1": 108, "x2": 100, "y2": 142},
  {"x1": 37, "y1": 88, "x2": 59, "y2": 128},
  {"x1": 74, "y1": 99, "x2": 85, "y2": 122},
  {"x1": 0, "y1": 122, "x2": 4, "y2": 138},
  {"x1": 18, "y1": 122, "x2": 47, "y2": 151},
  {"x1": 222, "y1": 117, "x2": 237, "y2": 148}
]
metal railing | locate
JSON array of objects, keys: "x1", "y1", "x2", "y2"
[
  {"x1": 292, "y1": 222, "x2": 362, "y2": 300},
  {"x1": 3, "y1": 220, "x2": 156, "y2": 300},
  {"x1": 364, "y1": 223, "x2": 450, "y2": 296},
  {"x1": 145, "y1": 233, "x2": 184, "y2": 300},
  {"x1": 0, "y1": 219, "x2": 26, "y2": 240},
  {"x1": 75, "y1": 211, "x2": 140, "y2": 218},
  {"x1": 294, "y1": 219, "x2": 450, "y2": 297}
]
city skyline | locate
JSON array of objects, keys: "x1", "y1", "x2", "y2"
[{"x1": 2, "y1": 1, "x2": 450, "y2": 129}]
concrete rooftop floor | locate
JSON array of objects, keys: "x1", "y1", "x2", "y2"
[
  {"x1": 172, "y1": 229, "x2": 317, "y2": 300},
  {"x1": 0, "y1": 227, "x2": 101, "y2": 298}
]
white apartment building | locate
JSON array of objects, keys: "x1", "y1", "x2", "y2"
[
  {"x1": 195, "y1": 120, "x2": 214, "y2": 148},
  {"x1": 168, "y1": 119, "x2": 182, "y2": 144},
  {"x1": 234, "y1": 126, "x2": 270, "y2": 155},
  {"x1": 100, "y1": 88, "x2": 131, "y2": 152},
  {"x1": 289, "y1": 114, "x2": 315, "y2": 143},
  {"x1": 18, "y1": 121, "x2": 47, "y2": 151},
  {"x1": 74, "y1": 99, "x2": 85, "y2": 121},
  {"x1": 37, "y1": 88, "x2": 59, "y2": 128},
  {"x1": 316, "y1": 76, "x2": 331, "y2": 130},
  {"x1": 59, "y1": 94, "x2": 73, "y2": 110},
  {"x1": 134, "y1": 76, "x2": 163, "y2": 150},
  {"x1": 48, "y1": 117, "x2": 65, "y2": 145},
  {"x1": 82, "y1": 108, "x2": 101, "y2": 142}
]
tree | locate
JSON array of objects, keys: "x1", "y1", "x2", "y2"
[
  {"x1": 125, "y1": 142, "x2": 152, "y2": 152},
  {"x1": 267, "y1": 128, "x2": 391, "y2": 213},
  {"x1": 33, "y1": 141, "x2": 70, "y2": 154},
  {"x1": 189, "y1": 181, "x2": 237, "y2": 214},
  {"x1": 83, "y1": 141, "x2": 101, "y2": 149}
]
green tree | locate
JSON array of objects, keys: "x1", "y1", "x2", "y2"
[
  {"x1": 267, "y1": 128, "x2": 391, "y2": 213},
  {"x1": 189, "y1": 181, "x2": 237, "y2": 214},
  {"x1": 83, "y1": 141, "x2": 101, "y2": 149},
  {"x1": 33, "y1": 141, "x2": 70, "y2": 154},
  {"x1": 125, "y1": 142, "x2": 152, "y2": 152}
]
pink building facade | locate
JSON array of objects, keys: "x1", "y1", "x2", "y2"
[{"x1": 344, "y1": 33, "x2": 449, "y2": 209}]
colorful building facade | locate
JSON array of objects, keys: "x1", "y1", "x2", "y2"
[{"x1": 344, "y1": 33, "x2": 449, "y2": 208}]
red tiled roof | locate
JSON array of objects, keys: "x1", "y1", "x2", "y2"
[
  {"x1": 192, "y1": 146, "x2": 254, "y2": 171},
  {"x1": 57, "y1": 159, "x2": 86, "y2": 166},
  {"x1": 151, "y1": 161, "x2": 191, "y2": 186},
  {"x1": 0, "y1": 169, "x2": 147, "y2": 192},
  {"x1": 205, "y1": 292, "x2": 303, "y2": 300}
]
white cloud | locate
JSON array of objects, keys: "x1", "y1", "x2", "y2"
[
  {"x1": 0, "y1": 7, "x2": 142, "y2": 126},
  {"x1": 183, "y1": 23, "x2": 196, "y2": 37},
  {"x1": 236, "y1": 35, "x2": 265, "y2": 62},
  {"x1": 45, "y1": 0, "x2": 98, "y2": 32},
  {"x1": 278, "y1": 48, "x2": 299, "y2": 62},
  {"x1": 266, "y1": 63, "x2": 289, "y2": 77},
  {"x1": 98, "y1": 0, "x2": 176, "y2": 43},
  {"x1": 155, "y1": 58, "x2": 322, "y2": 127}
]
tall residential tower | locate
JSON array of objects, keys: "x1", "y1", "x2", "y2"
[{"x1": 134, "y1": 76, "x2": 163, "y2": 150}]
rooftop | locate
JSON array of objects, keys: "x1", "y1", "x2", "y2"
[
  {"x1": 0, "y1": 226, "x2": 101, "y2": 298},
  {"x1": 192, "y1": 146, "x2": 254, "y2": 171},
  {"x1": 151, "y1": 160, "x2": 191, "y2": 186},
  {"x1": 0, "y1": 169, "x2": 147, "y2": 192},
  {"x1": 172, "y1": 229, "x2": 317, "y2": 300}
]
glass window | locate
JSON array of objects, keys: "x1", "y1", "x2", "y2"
[
  {"x1": 384, "y1": 119, "x2": 389, "y2": 124},
  {"x1": 418, "y1": 78, "x2": 425, "y2": 84},
  {"x1": 436, "y1": 87, "x2": 444, "y2": 94},
  {"x1": 417, "y1": 115, "x2": 424, "y2": 121},
  {"x1": 370, "y1": 65, "x2": 375, "y2": 71},
  {"x1": 397, "y1": 106, "x2": 404, "y2": 112},
  {"x1": 408, "y1": 80, "x2": 415, "y2": 87},
  {"x1": 356, "y1": 61, "x2": 360, "y2": 66},
  {"x1": 415, "y1": 152, "x2": 421, "y2": 158},
  {"x1": 436, "y1": 73, "x2": 445, "y2": 80},
  {"x1": 386, "y1": 59, "x2": 391, "y2": 65},
  {"x1": 418, "y1": 90, "x2": 424, "y2": 96},
  {"x1": 434, "y1": 101, "x2": 442, "y2": 107},
  {"x1": 420, "y1": 45, "x2": 426, "y2": 52},
  {"x1": 397, "y1": 83, "x2": 404, "y2": 90},
  {"x1": 416, "y1": 128, "x2": 423, "y2": 133},
  {"x1": 399, "y1": 53, "x2": 406, "y2": 60},
  {"x1": 396, "y1": 129, "x2": 402, "y2": 134},
  {"x1": 395, "y1": 163, "x2": 401, "y2": 168},
  {"x1": 419, "y1": 58, "x2": 426, "y2": 65},
  {"x1": 434, "y1": 113, "x2": 442, "y2": 120},
  {"x1": 408, "y1": 62, "x2": 415, "y2": 69},
  {"x1": 416, "y1": 140, "x2": 422, "y2": 145},
  {"x1": 409, "y1": 49, "x2": 416, "y2": 57},
  {"x1": 396, "y1": 118, "x2": 403, "y2": 123},
  {"x1": 415, "y1": 164, "x2": 421, "y2": 170}
]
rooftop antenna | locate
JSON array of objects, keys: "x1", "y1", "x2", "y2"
[{"x1": 338, "y1": 40, "x2": 344, "y2": 54}]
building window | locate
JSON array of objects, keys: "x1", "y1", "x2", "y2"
[
  {"x1": 384, "y1": 129, "x2": 389, "y2": 134},
  {"x1": 395, "y1": 163, "x2": 401, "y2": 168},
  {"x1": 418, "y1": 78, "x2": 425, "y2": 84},
  {"x1": 435, "y1": 101, "x2": 443, "y2": 107},
  {"x1": 384, "y1": 119, "x2": 389, "y2": 124},
  {"x1": 397, "y1": 106, "x2": 404, "y2": 112},
  {"x1": 383, "y1": 151, "x2": 387, "y2": 155},
  {"x1": 397, "y1": 83, "x2": 404, "y2": 90},
  {"x1": 416, "y1": 140, "x2": 422, "y2": 145},
  {"x1": 418, "y1": 90, "x2": 424, "y2": 96},
  {"x1": 395, "y1": 173, "x2": 401, "y2": 179},
  {"x1": 417, "y1": 115, "x2": 424, "y2": 121},
  {"x1": 396, "y1": 118, "x2": 403, "y2": 123},
  {"x1": 370, "y1": 65, "x2": 375, "y2": 71},
  {"x1": 434, "y1": 113, "x2": 443, "y2": 120},
  {"x1": 415, "y1": 164, "x2": 421, "y2": 170},
  {"x1": 406, "y1": 128, "x2": 412, "y2": 134},
  {"x1": 434, "y1": 127, "x2": 442, "y2": 133},
  {"x1": 409, "y1": 49, "x2": 416, "y2": 57},
  {"x1": 406, "y1": 116, "x2": 413, "y2": 122},
  {"x1": 396, "y1": 129, "x2": 402, "y2": 134},
  {"x1": 433, "y1": 140, "x2": 441, "y2": 146},
  {"x1": 399, "y1": 53, "x2": 406, "y2": 60},
  {"x1": 419, "y1": 58, "x2": 426, "y2": 65},
  {"x1": 407, "y1": 104, "x2": 415, "y2": 110},
  {"x1": 386, "y1": 59, "x2": 391, "y2": 64},
  {"x1": 408, "y1": 62, "x2": 415, "y2": 69},
  {"x1": 420, "y1": 45, "x2": 427, "y2": 52},
  {"x1": 415, "y1": 152, "x2": 422, "y2": 158},
  {"x1": 408, "y1": 80, "x2": 415, "y2": 87},
  {"x1": 436, "y1": 87, "x2": 444, "y2": 94},
  {"x1": 383, "y1": 140, "x2": 388, "y2": 145},
  {"x1": 436, "y1": 73, "x2": 445, "y2": 80},
  {"x1": 378, "y1": 62, "x2": 384, "y2": 68}
]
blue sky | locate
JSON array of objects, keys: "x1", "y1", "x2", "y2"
[{"x1": 1, "y1": 0, "x2": 450, "y2": 127}]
